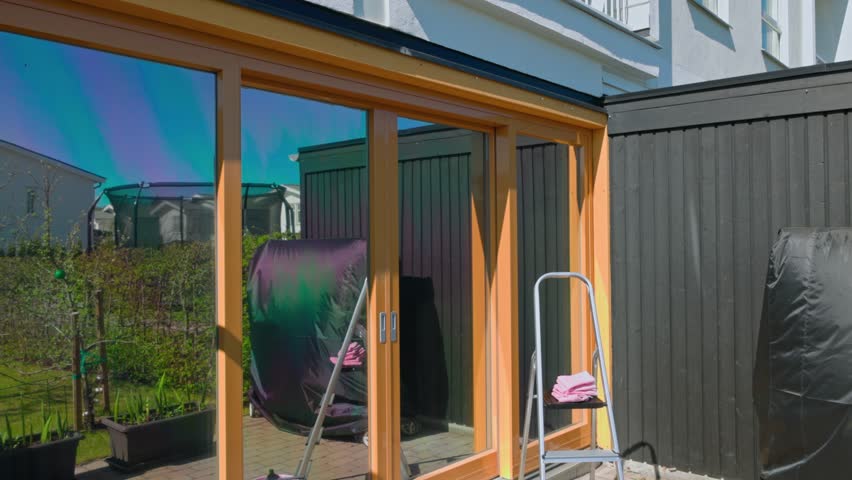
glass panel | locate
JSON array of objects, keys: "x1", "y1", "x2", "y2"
[
  {"x1": 397, "y1": 117, "x2": 489, "y2": 476},
  {"x1": 0, "y1": 32, "x2": 217, "y2": 476},
  {"x1": 762, "y1": 0, "x2": 779, "y2": 20},
  {"x1": 241, "y1": 88, "x2": 370, "y2": 480},
  {"x1": 517, "y1": 136, "x2": 579, "y2": 438},
  {"x1": 762, "y1": 20, "x2": 782, "y2": 58},
  {"x1": 699, "y1": 0, "x2": 719, "y2": 13}
]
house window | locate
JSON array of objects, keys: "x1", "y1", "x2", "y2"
[
  {"x1": 26, "y1": 189, "x2": 36, "y2": 214},
  {"x1": 697, "y1": 0, "x2": 719, "y2": 14},
  {"x1": 762, "y1": 0, "x2": 782, "y2": 58}
]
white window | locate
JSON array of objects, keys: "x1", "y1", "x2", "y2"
[
  {"x1": 689, "y1": 0, "x2": 730, "y2": 24},
  {"x1": 696, "y1": 0, "x2": 718, "y2": 13},
  {"x1": 762, "y1": 0, "x2": 782, "y2": 58},
  {"x1": 26, "y1": 189, "x2": 36, "y2": 214},
  {"x1": 577, "y1": 0, "x2": 651, "y2": 32}
]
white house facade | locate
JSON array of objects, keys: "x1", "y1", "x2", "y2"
[
  {"x1": 305, "y1": 0, "x2": 852, "y2": 95},
  {"x1": 0, "y1": 140, "x2": 104, "y2": 250}
]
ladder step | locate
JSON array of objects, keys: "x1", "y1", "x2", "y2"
[
  {"x1": 542, "y1": 449, "x2": 620, "y2": 464},
  {"x1": 543, "y1": 393, "x2": 607, "y2": 410}
]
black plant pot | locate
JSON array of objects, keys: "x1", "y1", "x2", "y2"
[
  {"x1": 102, "y1": 408, "x2": 215, "y2": 471},
  {"x1": 0, "y1": 433, "x2": 82, "y2": 480}
]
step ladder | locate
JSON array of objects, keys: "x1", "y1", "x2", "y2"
[{"x1": 519, "y1": 272, "x2": 624, "y2": 480}]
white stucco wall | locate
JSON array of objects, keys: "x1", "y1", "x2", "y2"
[
  {"x1": 306, "y1": 0, "x2": 837, "y2": 95},
  {"x1": 671, "y1": 1, "x2": 764, "y2": 85},
  {"x1": 816, "y1": 0, "x2": 852, "y2": 62},
  {"x1": 308, "y1": 0, "x2": 666, "y2": 96},
  {"x1": 0, "y1": 143, "x2": 100, "y2": 250}
]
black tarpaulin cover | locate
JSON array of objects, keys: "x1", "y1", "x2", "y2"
[
  {"x1": 753, "y1": 228, "x2": 852, "y2": 479},
  {"x1": 247, "y1": 239, "x2": 369, "y2": 437}
]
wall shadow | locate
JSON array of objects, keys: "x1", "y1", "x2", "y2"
[{"x1": 686, "y1": 1, "x2": 735, "y2": 51}]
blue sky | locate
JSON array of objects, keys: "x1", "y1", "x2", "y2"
[{"x1": 0, "y1": 31, "x2": 427, "y2": 192}]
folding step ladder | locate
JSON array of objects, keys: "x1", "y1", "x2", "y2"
[{"x1": 519, "y1": 272, "x2": 624, "y2": 480}]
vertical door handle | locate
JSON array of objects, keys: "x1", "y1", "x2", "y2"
[
  {"x1": 379, "y1": 312, "x2": 387, "y2": 344},
  {"x1": 390, "y1": 311, "x2": 398, "y2": 343}
]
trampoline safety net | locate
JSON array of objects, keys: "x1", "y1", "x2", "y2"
[{"x1": 102, "y1": 182, "x2": 296, "y2": 247}]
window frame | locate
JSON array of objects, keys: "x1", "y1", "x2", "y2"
[{"x1": 25, "y1": 188, "x2": 36, "y2": 214}]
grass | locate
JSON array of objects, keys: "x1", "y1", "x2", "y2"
[{"x1": 0, "y1": 363, "x2": 160, "y2": 464}]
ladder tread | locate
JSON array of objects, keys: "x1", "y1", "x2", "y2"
[
  {"x1": 542, "y1": 449, "x2": 620, "y2": 464},
  {"x1": 543, "y1": 393, "x2": 607, "y2": 410}
]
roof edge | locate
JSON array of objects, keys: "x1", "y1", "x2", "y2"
[
  {"x1": 605, "y1": 60, "x2": 852, "y2": 105},
  {"x1": 0, "y1": 140, "x2": 106, "y2": 183},
  {"x1": 224, "y1": 0, "x2": 605, "y2": 112}
]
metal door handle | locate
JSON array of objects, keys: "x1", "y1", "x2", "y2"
[
  {"x1": 379, "y1": 312, "x2": 387, "y2": 344},
  {"x1": 390, "y1": 311, "x2": 398, "y2": 342}
]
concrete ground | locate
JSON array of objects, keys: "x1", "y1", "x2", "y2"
[
  {"x1": 544, "y1": 461, "x2": 717, "y2": 480},
  {"x1": 75, "y1": 415, "x2": 474, "y2": 480}
]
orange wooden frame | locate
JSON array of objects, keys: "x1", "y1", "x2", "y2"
[{"x1": 0, "y1": 2, "x2": 610, "y2": 479}]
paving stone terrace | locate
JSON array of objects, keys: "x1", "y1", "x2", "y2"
[{"x1": 75, "y1": 415, "x2": 474, "y2": 480}]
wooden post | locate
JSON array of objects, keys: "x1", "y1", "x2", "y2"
[
  {"x1": 70, "y1": 312, "x2": 83, "y2": 432},
  {"x1": 493, "y1": 125, "x2": 519, "y2": 479},
  {"x1": 95, "y1": 290, "x2": 111, "y2": 414},
  {"x1": 215, "y1": 62, "x2": 244, "y2": 480}
]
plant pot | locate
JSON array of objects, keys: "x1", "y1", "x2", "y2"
[
  {"x1": 0, "y1": 432, "x2": 82, "y2": 480},
  {"x1": 102, "y1": 408, "x2": 215, "y2": 471}
]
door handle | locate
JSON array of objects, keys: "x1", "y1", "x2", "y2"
[
  {"x1": 379, "y1": 312, "x2": 387, "y2": 344},
  {"x1": 390, "y1": 311, "x2": 398, "y2": 343}
]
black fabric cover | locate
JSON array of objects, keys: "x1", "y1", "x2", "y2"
[{"x1": 754, "y1": 228, "x2": 852, "y2": 479}]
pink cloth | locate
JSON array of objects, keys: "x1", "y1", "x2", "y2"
[
  {"x1": 330, "y1": 342, "x2": 366, "y2": 367},
  {"x1": 551, "y1": 371, "x2": 597, "y2": 403}
]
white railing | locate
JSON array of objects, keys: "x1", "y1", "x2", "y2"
[{"x1": 577, "y1": 0, "x2": 651, "y2": 31}]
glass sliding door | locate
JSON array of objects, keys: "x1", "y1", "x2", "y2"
[
  {"x1": 241, "y1": 88, "x2": 373, "y2": 479},
  {"x1": 0, "y1": 31, "x2": 217, "y2": 477},
  {"x1": 517, "y1": 135, "x2": 588, "y2": 463},
  {"x1": 395, "y1": 117, "x2": 490, "y2": 477}
]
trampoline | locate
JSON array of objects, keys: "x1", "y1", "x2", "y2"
[{"x1": 88, "y1": 182, "x2": 297, "y2": 249}]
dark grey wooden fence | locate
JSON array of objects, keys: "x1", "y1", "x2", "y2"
[{"x1": 606, "y1": 62, "x2": 852, "y2": 480}]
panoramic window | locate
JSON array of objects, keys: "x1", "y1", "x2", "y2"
[
  {"x1": 0, "y1": 31, "x2": 217, "y2": 477},
  {"x1": 397, "y1": 117, "x2": 490, "y2": 475},
  {"x1": 241, "y1": 87, "x2": 371, "y2": 480},
  {"x1": 516, "y1": 136, "x2": 586, "y2": 441}
]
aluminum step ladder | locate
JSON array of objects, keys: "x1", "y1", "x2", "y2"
[{"x1": 519, "y1": 272, "x2": 624, "y2": 480}]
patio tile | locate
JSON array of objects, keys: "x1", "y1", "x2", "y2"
[{"x1": 75, "y1": 416, "x2": 476, "y2": 480}]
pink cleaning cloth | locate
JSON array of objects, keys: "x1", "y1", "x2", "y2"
[
  {"x1": 330, "y1": 342, "x2": 366, "y2": 367},
  {"x1": 551, "y1": 371, "x2": 597, "y2": 403}
]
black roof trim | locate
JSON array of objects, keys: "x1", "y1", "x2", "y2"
[
  {"x1": 605, "y1": 59, "x2": 852, "y2": 105},
  {"x1": 225, "y1": 0, "x2": 604, "y2": 111},
  {"x1": 298, "y1": 124, "x2": 456, "y2": 154}
]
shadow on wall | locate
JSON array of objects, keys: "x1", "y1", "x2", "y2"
[
  {"x1": 816, "y1": 0, "x2": 850, "y2": 61},
  {"x1": 400, "y1": 276, "x2": 450, "y2": 427},
  {"x1": 686, "y1": 1, "x2": 735, "y2": 51}
]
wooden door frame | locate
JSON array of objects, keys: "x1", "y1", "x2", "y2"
[{"x1": 0, "y1": 2, "x2": 611, "y2": 479}]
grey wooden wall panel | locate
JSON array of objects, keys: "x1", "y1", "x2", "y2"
[{"x1": 610, "y1": 111, "x2": 852, "y2": 480}]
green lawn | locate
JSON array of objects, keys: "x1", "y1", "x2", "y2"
[{"x1": 0, "y1": 363, "x2": 159, "y2": 464}]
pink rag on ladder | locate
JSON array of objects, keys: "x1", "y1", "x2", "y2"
[
  {"x1": 330, "y1": 342, "x2": 366, "y2": 367},
  {"x1": 551, "y1": 371, "x2": 597, "y2": 403}
]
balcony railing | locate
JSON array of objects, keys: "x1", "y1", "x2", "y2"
[{"x1": 576, "y1": 0, "x2": 651, "y2": 32}]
